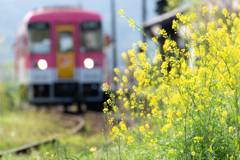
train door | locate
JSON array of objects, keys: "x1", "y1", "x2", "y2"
[{"x1": 56, "y1": 25, "x2": 75, "y2": 79}]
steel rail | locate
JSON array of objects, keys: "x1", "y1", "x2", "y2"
[{"x1": 0, "y1": 114, "x2": 85, "y2": 157}]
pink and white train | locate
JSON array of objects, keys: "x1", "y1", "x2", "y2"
[{"x1": 14, "y1": 6, "x2": 106, "y2": 111}]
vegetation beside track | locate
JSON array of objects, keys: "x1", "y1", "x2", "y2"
[
  {"x1": 1, "y1": 112, "x2": 106, "y2": 160},
  {"x1": 74, "y1": 6, "x2": 240, "y2": 159},
  {"x1": 0, "y1": 108, "x2": 75, "y2": 151}
]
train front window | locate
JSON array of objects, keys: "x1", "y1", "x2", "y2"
[
  {"x1": 80, "y1": 22, "x2": 102, "y2": 53},
  {"x1": 58, "y1": 31, "x2": 73, "y2": 53},
  {"x1": 28, "y1": 23, "x2": 51, "y2": 54}
]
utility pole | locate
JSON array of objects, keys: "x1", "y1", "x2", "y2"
[
  {"x1": 142, "y1": 0, "x2": 146, "y2": 43},
  {"x1": 111, "y1": 0, "x2": 117, "y2": 88}
]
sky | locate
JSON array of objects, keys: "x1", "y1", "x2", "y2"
[{"x1": 0, "y1": 0, "x2": 158, "y2": 69}]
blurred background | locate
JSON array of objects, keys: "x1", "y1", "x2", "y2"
[
  {"x1": 1, "y1": 0, "x2": 239, "y2": 158},
  {"x1": 0, "y1": 0, "x2": 159, "y2": 81}
]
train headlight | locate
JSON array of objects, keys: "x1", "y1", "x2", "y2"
[
  {"x1": 84, "y1": 58, "x2": 94, "y2": 69},
  {"x1": 37, "y1": 59, "x2": 48, "y2": 70}
]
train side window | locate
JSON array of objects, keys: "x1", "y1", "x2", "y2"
[
  {"x1": 58, "y1": 31, "x2": 73, "y2": 53},
  {"x1": 28, "y1": 23, "x2": 51, "y2": 54},
  {"x1": 80, "y1": 22, "x2": 102, "y2": 53}
]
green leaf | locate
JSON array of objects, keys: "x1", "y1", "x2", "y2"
[{"x1": 209, "y1": 145, "x2": 213, "y2": 153}]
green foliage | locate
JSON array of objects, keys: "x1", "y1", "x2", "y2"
[{"x1": 0, "y1": 81, "x2": 21, "y2": 114}]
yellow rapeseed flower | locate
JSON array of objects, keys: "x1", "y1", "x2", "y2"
[
  {"x1": 222, "y1": 9, "x2": 229, "y2": 18},
  {"x1": 112, "y1": 126, "x2": 119, "y2": 133},
  {"x1": 102, "y1": 83, "x2": 109, "y2": 92},
  {"x1": 139, "y1": 126, "x2": 145, "y2": 133},
  {"x1": 152, "y1": 37, "x2": 158, "y2": 43},
  {"x1": 150, "y1": 139, "x2": 157, "y2": 146},
  {"x1": 145, "y1": 123, "x2": 150, "y2": 129},
  {"x1": 202, "y1": 6, "x2": 208, "y2": 16},
  {"x1": 114, "y1": 68, "x2": 120, "y2": 75},
  {"x1": 176, "y1": 110, "x2": 182, "y2": 117},
  {"x1": 113, "y1": 76, "x2": 119, "y2": 83},
  {"x1": 176, "y1": 13, "x2": 181, "y2": 18},
  {"x1": 103, "y1": 107, "x2": 108, "y2": 113},
  {"x1": 172, "y1": 19, "x2": 179, "y2": 30},
  {"x1": 122, "y1": 52, "x2": 127, "y2": 60},
  {"x1": 194, "y1": 136, "x2": 203, "y2": 143},
  {"x1": 191, "y1": 151, "x2": 196, "y2": 156},
  {"x1": 122, "y1": 76, "x2": 128, "y2": 83},
  {"x1": 169, "y1": 149, "x2": 174, "y2": 154},
  {"x1": 128, "y1": 19, "x2": 135, "y2": 29},
  {"x1": 124, "y1": 69, "x2": 129, "y2": 74},
  {"x1": 118, "y1": 9, "x2": 125, "y2": 17},
  {"x1": 178, "y1": 131, "x2": 183, "y2": 136},
  {"x1": 119, "y1": 121, "x2": 127, "y2": 132},
  {"x1": 127, "y1": 136, "x2": 134, "y2": 145},
  {"x1": 108, "y1": 117, "x2": 114, "y2": 125},
  {"x1": 191, "y1": 13, "x2": 196, "y2": 20}
]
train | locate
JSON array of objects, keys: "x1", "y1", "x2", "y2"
[{"x1": 14, "y1": 6, "x2": 107, "y2": 112}]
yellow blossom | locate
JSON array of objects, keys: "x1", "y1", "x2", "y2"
[
  {"x1": 152, "y1": 37, "x2": 158, "y2": 43},
  {"x1": 119, "y1": 121, "x2": 127, "y2": 132},
  {"x1": 114, "y1": 68, "x2": 120, "y2": 75},
  {"x1": 102, "y1": 83, "x2": 109, "y2": 92},
  {"x1": 176, "y1": 110, "x2": 181, "y2": 117},
  {"x1": 194, "y1": 137, "x2": 203, "y2": 143},
  {"x1": 127, "y1": 136, "x2": 134, "y2": 145},
  {"x1": 113, "y1": 76, "x2": 119, "y2": 82},
  {"x1": 150, "y1": 139, "x2": 157, "y2": 146},
  {"x1": 169, "y1": 149, "x2": 174, "y2": 154},
  {"x1": 128, "y1": 19, "x2": 135, "y2": 29},
  {"x1": 112, "y1": 126, "x2": 119, "y2": 133},
  {"x1": 139, "y1": 126, "x2": 145, "y2": 133},
  {"x1": 122, "y1": 52, "x2": 127, "y2": 60},
  {"x1": 145, "y1": 123, "x2": 150, "y2": 129},
  {"x1": 222, "y1": 9, "x2": 229, "y2": 17},
  {"x1": 103, "y1": 107, "x2": 108, "y2": 113},
  {"x1": 118, "y1": 9, "x2": 125, "y2": 17},
  {"x1": 122, "y1": 76, "x2": 128, "y2": 83},
  {"x1": 172, "y1": 19, "x2": 179, "y2": 30},
  {"x1": 202, "y1": 6, "x2": 208, "y2": 16}
]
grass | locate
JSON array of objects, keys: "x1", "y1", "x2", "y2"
[
  {"x1": 0, "y1": 108, "x2": 74, "y2": 151},
  {"x1": 1, "y1": 123, "x2": 106, "y2": 160}
]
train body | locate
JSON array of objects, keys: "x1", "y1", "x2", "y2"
[{"x1": 14, "y1": 6, "x2": 105, "y2": 108}]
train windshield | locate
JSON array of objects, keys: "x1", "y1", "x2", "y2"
[
  {"x1": 80, "y1": 22, "x2": 102, "y2": 53},
  {"x1": 28, "y1": 23, "x2": 51, "y2": 54},
  {"x1": 58, "y1": 31, "x2": 73, "y2": 53}
]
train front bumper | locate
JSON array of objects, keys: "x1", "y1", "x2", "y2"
[{"x1": 28, "y1": 83, "x2": 104, "y2": 105}]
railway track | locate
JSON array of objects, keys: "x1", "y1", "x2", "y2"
[
  {"x1": 0, "y1": 108, "x2": 134, "y2": 158},
  {"x1": 0, "y1": 113, "x2": 85, "y2": 157}
]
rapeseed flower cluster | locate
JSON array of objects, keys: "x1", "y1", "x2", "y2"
[{"x1": 99, "y1": 5, "x2": 240, "y2": 159}]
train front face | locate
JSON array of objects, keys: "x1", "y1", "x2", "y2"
[{"x1": 26, "y1": 8, "x2": 104, "y2": 105}]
